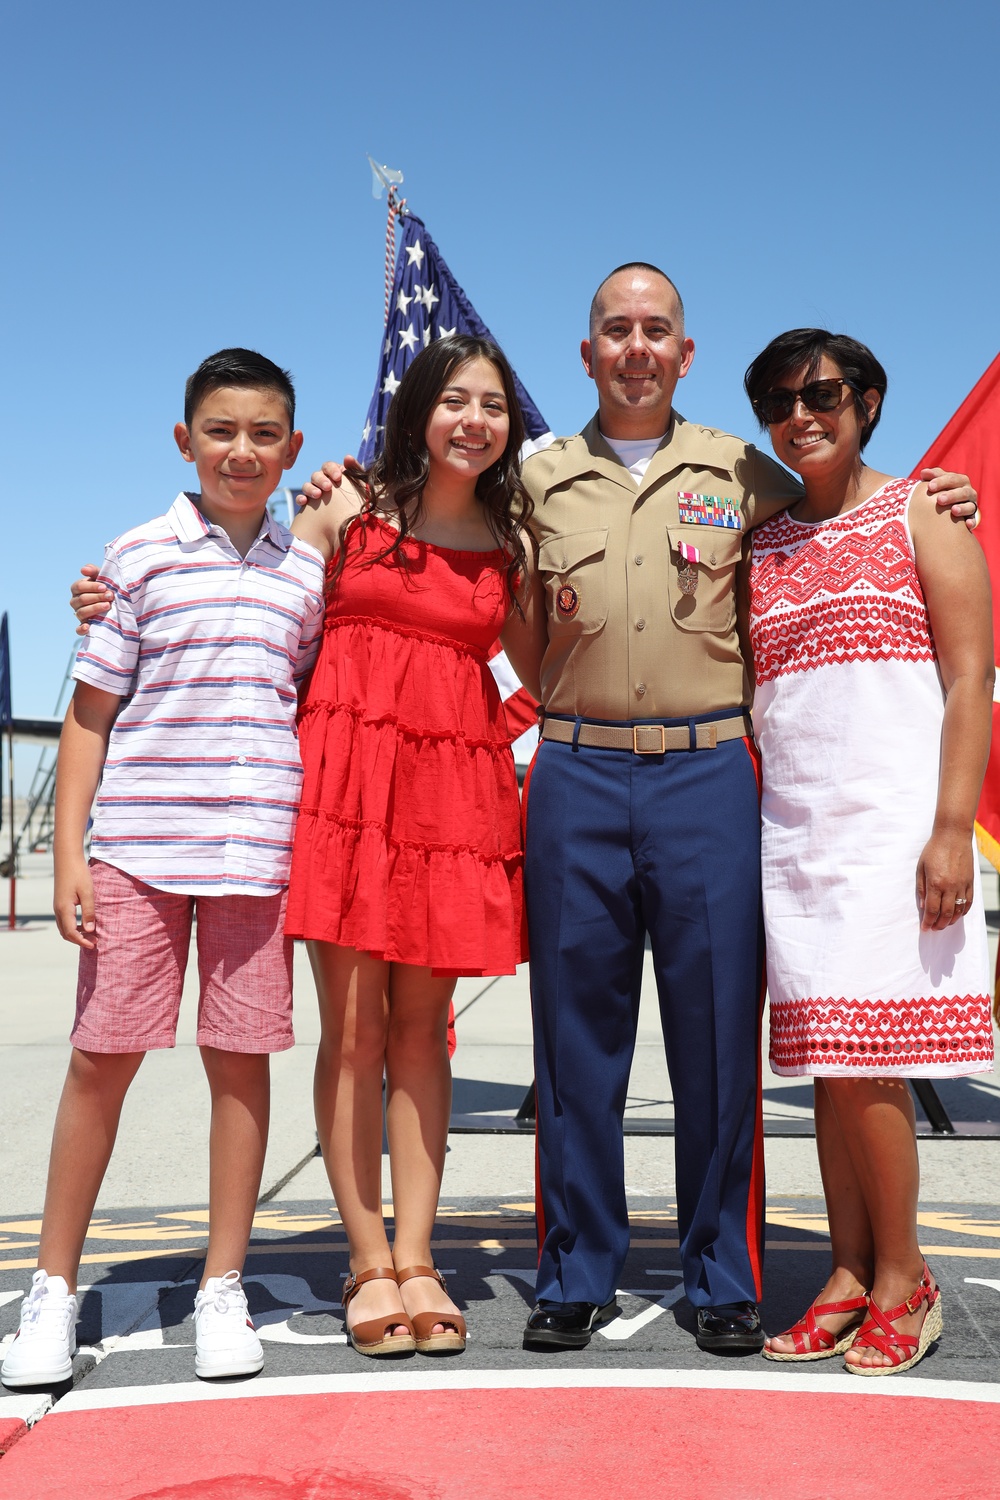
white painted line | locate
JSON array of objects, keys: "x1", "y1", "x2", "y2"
[
  {"x1": 0, "y1": 1392, "x2": 53, "y2": 1427},
  {"x1": 46, "y1": 1367, "x2": 1000, "y2": 1415}
]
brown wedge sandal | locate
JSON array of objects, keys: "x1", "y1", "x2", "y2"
[
  {"x1": 342, "y1": 1267, "x2": 415, "y2": 1357},
  {"x1": 396, "y1": 1266, "x2": 467, "y2": 1354}
]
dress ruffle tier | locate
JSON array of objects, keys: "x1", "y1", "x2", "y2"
[{"x1": 285, "y1": 526, "x2": 526, "y2": 975}]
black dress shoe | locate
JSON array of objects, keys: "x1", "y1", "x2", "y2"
[
  {"x1": 523, "y1": 1299, "x2": 621, "y2": 1350},
  {"x1": 696, "y1": 1302, "x2": 765, "y2": 1353}
]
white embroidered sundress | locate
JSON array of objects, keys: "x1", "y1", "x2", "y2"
[{"x1": 750, "y1": 476, "x2": 994, "y2": 1077}]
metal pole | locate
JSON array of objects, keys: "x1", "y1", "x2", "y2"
[
  {"x1": 910, "y1": 1079, "x2": 955, "y2": 1135},
  {"x1": 6, "y1": 726, "x2": 14, "y2": 930}
]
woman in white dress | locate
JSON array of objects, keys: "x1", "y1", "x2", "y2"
[{"x1": 743, "y1": 329, "x2": 995, "y2": 1374}]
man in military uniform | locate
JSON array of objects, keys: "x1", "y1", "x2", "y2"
[
  {"x1": 277, "y1": 267, "x2": 974, "y2": 1355},
  {"x1": 518, "y1": 263, "x2": 973, "y2": 1353}
]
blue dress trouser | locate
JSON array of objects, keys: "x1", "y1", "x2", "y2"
[{"x1": 525, "y1": 713, "x2": 766, "y2": 1310}]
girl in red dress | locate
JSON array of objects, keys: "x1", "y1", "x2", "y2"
[{"x1": 289, "y1": 337, "x2": 543, "y2": 1356}]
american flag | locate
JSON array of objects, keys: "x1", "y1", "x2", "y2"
[
  {"x1": 359, "y1": 208, "x2": 547, "y2": 766},
  {"x1": 358, "y1": 211, "x2": 551, "y2": 465}
]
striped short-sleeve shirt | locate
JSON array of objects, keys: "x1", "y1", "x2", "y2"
[{"x1": 73, "y1": 493, "x2": 326, "y2": 896}]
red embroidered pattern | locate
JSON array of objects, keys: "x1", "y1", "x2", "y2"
[
  {"x1": 770, "y1": 994, "x2": 995, "y2": 1073},
  {"x1": 750, "y1": 479, "x2": 936, "y2": 684}
]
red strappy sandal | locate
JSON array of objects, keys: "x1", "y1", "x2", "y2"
[
  {"x1": 763, "y1": 1294, "x2": 869, "y2": 1362},
  {"x1": 846, "y1": 1262, "x2": 942, "y2": 1376},
  {"x1": 342, "y1": 1267, "x2": 415, "y2": 1357},
  {"x1": 396, "y1": 1266, "x2": 467, "y2": 1354}
]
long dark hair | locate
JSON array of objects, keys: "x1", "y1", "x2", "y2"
[{"x1": 332, "y1": 335, "x2": 534, "y2": 613}]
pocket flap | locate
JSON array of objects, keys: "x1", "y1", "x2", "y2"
[
  {"x1": 537, "y1": 527, "x2": 609, "y2": 574},
  {"x1": 666, "y1": 524, "x2": 742, "y2": 572}
]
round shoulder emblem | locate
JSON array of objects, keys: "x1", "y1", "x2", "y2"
[{"x1": 556, "y1": 584, "x2": 580, "y2": 620}]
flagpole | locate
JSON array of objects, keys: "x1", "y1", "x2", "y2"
[
  {"x1": 365, "y1": 156, "x2": 408, "y2": 327},
  {"x1": 0, "y1": 613, "x2": 12, "y2": 929},
  {"x1": 6, "y1": 723, "x2": 14, "y2": 930}
]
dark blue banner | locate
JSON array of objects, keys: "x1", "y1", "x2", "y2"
[{"x1": 0, "y1": 613, "x2": 11, "y2": 729}]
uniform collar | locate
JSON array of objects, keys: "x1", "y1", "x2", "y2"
[
  {"x1": 548, "y1": 412, "x2": 727, "y2": 497},
  {"x1": 635, "y1": 411, "x2": 731, "y2": 495},
  {"x1": 165, "y1": 492, "x2": 291, "y2": 552},
  {"x1": 544, "y1": 417, "x2": 637, "y2": 496}
]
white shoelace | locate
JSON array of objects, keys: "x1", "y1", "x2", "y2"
[
  {"x1": 198, "y1": 1270, "x2": 246, "y2": 1317},
  {"x1": 22, "y1": 1270, "x2": 74, "y2": 1330}
]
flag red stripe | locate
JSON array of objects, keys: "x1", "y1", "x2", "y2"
[{"x1": 909, "y1": 353, "x2": 1000, "y2": 865}]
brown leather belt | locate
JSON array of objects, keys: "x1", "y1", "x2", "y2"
[{"x1": 540, "y1": 712, "x2": 752, "y2": 754}]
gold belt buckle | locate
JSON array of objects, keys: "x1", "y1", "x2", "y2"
[{"x1": 632, "y1": 724, "x2": 666, "y2": 754}]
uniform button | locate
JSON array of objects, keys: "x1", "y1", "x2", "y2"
[
  {"x1": 634, "y1": 555, "x2": 644, "y2": 565},
  {"x1": 635, "y1": 684, "x2": 646, "y2": 698},
  {"x1": 636, "y1": 619, "x2": 646, "y2": 631},
  {"x1": 237, "y1": 755, "x2": 247, "y2": 765}
]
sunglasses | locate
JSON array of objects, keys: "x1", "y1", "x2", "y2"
[{"x1": 753, "y1": 377, "x2": 858, "y2": 426}]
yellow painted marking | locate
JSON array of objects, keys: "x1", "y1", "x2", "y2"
[
  {"x1": 917, "y1": 1211, "x2": 1000, "y2": 1240},
  {"x1": 2, "y1": 1241, "x2": 1000, "y2": 1274},
  {"x1": 74, "y1": 1223, "x2": 210, "y2": 1242},
  {"x1": 250, "y1": 1212, "x2": 343, "y2": 1235},
  {"x1": 764, "y1": 1211, "x2": 831, "y2": 1234},
  {"x1": 9, "y1": 1202, "x2": 999, "y2": 1249},
  {"x1": 0, "y1": 1247, "x2": 209, "y2": 1271}
]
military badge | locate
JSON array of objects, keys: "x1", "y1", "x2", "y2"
[
  {"x1": 677, "y1": 541, "x2": 700, "y2": 596},
  {"x1": 556, "y1": 585, "x2": 580, "y2": 619}
]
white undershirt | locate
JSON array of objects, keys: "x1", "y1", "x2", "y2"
[{"x1": 601, "y1": 432, "x2": 666, "y2": 485}]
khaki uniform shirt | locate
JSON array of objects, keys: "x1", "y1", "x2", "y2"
[{"x1": 522, "y1": 413, "x2": 803, "y2": 720}]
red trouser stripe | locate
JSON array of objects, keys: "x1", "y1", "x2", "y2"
[
  {"x1": 519, "y1": 742, "x2": 546, "y2": 1260},
  {"x1": 742, "y1": 732, "x2": 765, "y2": 1301}
]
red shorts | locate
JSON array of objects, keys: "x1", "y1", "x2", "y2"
[{"x1": 71, "y1": 861, "x2": 294, "y2": 1055}]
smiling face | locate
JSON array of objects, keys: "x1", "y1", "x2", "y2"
[
  {"x1": 582, "y1": 269, "x2": 695, "y2": 439},
  {"x1": 765, "y1": 354, "x2": 880, "y2": 479},
  {"x1": 173, "y1": 386, "x2": 303, "y2": 524},
  {"x1": 423, "y1": 357, "x2": 511, "y2": 486}
]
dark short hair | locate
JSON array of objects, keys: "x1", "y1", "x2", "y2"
[
  {"x1": 333, "y1": 334, "x2": 533, "y2": 617},
  {"x1": 184, "y1": 348, "x2": 296, "y2": 428},
  {"x1": 744, "y1": 329, "x2": 887, "y2": 452},
  {"x1": 589, "y1": 263, "x2": 685, "y2": 335}
]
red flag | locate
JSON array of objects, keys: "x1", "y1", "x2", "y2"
[{"x1": 910, "y1": 353, "x2": 1000, "y2": 872}]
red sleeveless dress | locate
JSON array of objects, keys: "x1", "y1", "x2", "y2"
[{"x1": 285, "y1": 517, "x2": 526, "y2": 975}]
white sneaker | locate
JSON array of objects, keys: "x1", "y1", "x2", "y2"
[
  {"x1": 193, "y1": 1270, "x2": 264, "y2": 1379},
  {"x1": 1, "y1": 1270, "x2": 77, "y2": 1387}
]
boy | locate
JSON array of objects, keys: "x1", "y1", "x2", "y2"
[{"x1": 1, "y1": 349, "x2": 325, "y2": 1386}]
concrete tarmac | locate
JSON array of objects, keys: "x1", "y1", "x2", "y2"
[
  {"x1": 4, "y1": 854, "x2": 1000, "y2": 1216},
  {"x1": 2, "y1": 851, "x2": 1000, "y2": 1494}
]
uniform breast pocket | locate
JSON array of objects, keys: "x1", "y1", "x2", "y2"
[
  {"x1": 665, "y1": 524, "x2": 742, "y2": 634},
  {"x1": 537, "y1": 527, "x2": 609, "y2": 635}
]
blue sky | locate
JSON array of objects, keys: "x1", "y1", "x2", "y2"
[{"x1": 4, "y1": 0, "x2": 999, "y2": 754}]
